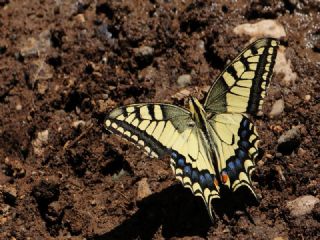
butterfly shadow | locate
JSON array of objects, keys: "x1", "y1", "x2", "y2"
[{"x1": 91, "y1": 184, "x2": 213, "y2": 240}]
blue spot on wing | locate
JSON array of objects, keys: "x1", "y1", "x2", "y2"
[
  {"x1": 240, "y1": 129, "x2": 250, "y2": 139},
  {"x1": 237, "y1": 149, "x2": 247, "y2": 159},
  {"x1": 228, "y1": 161, "x2": 235, "y2": 170},
  {"x1": 239, "y1": 140, "x2": 250, "y2": 149},
  {"x1": 171, "y1": 151, "x2": 178, "y2": 159},
  {"x1": 204, "y1": 173, "x2": 214, "y2": 188},
  {"x1": 177, "y1": 158, "x2": 185, "y2": 167},
  {"x1": 184, "y1": 166, "x2": 191, "y2": 176},
  {"x1": 199, "y1": 175, "x2": 206, "y2": 186},
  {"x1": 191, "y1": 171, "x2": 199, "y2": 182},
  {"x1": 241, "y1": 118, "x2": 250, "y2": 128},
  {"x1": 235, "y1": 158, "x2": 241, "y2": 167}
]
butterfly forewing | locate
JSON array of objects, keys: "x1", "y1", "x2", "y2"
[
  {"x1": 204, "y1": 38, "x2": 279, "y2": 115},
  {"x1": 105, "y1": 103, "x2": 220, "y2": 220}
]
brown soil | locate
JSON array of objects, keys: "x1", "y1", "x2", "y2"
[{"x1": 0, "y1": 0, "x2": 319, "y2": 239}]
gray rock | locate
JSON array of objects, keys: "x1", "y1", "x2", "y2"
[
  {"x1": 269, "y1": 99, "x2": 284, "y2": 118},
  {"x1": 277, "y1": 127, "x2": 301, "y2": 155},
  {"x1": 134, "y1": 46, "x2": 154, "y2": 67},
  {"x1": 286, "y1": 195, "x2": 320, "y2": 217},
  {"x1": 177, "y1": 74, "x2": 192, "y2": 87},
  {"x1": 96, "y1": 24, "x2": 113, "y2": 42}
]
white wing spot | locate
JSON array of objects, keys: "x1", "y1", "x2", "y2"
[{"x1": 105, "y1": 119, "x2": 111, "y2": 127}]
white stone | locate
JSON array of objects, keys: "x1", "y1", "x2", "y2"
[
  {"x1": 233, "y1": 20, "x2": 286, "y2": 39},
  {"x1": 274, "y1": 47, "x2": 297, "y2": 86},
  {"x1": 15, "y1": 103, "x2": 22, "y2": 111},
  {"x1": 32, "y1": 130, "x2": 49, "y2": 156},
  {"x1": 286, "y1": 195, "x2": 319, "y2": 217},
  {"x1": 269, "y1": 99, "x2": 284, "y2": 118},
  {"x1": 177, "y1": 74, "x2": 192, "y2": 87}
]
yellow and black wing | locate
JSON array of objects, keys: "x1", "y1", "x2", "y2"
[
  {"x1": 104, "y1": 103, "x2": 220, "y2": 220},
  {"x1": 204, "y1": 38, "x2": 279, "y2": 115},
  {"x1": 208, "y1": 114, "x2": 259, "y2": 197}
]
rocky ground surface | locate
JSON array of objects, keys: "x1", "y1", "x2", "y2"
[{"x1": 0, "y1": 0, "x2": 319, "y2": 239}]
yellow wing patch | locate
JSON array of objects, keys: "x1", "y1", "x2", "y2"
[{"x1": 204, "y1": 38, "x2": 279, "y2": 115}]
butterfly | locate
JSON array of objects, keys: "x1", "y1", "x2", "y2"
[{"x1": 104, "y1": 38, "x2": 279, "y2": 221}]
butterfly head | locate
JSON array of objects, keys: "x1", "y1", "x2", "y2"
[{"x1": 188, "y1": 97, "x2": 207, "y2": 124}]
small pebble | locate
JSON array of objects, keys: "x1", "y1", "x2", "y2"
[
  {"x1": 134, "y1": 46, "x2": 154, "y2": 58},
  {"x1": 74, "y1": 14, "x2": 85, "y2": 23},
  {"x1": 277, "y1": 127, "x2": 301, "y2": 155},
  {"x1": 96, "y1": 24, "x2": 113, "y2": 42},
  {"x1": 15, "y1": 103, "x2": 22, "y2": 111},
  {"x1": 297, "y1": 147, "x2": 306, "y2": 157},
  {"x1": 269, "y1": 99, "x2": 284, "y2": 118},
  {"x1": 304, "y1": 94, "x2": 311, "y2": 102},
  {"x1": 134, "y1": 46, "x2": 154, "y2": 67},
  {"x1": 138, "y1": 66, "x2": 156, "y2": 84},
  {"x1": 137, "y1": 178, "x2": 152, "y2": 201},
  {"x1": 112, "y1": 169, "x2": 128, "y2": 181},
  {"x1": 90, "y1": 200, "x2": 97, "y2": 206},
  {"x1": 286, "y1": 195, "x2": 320, "y2": 217},
  {"x1": 71, "y1": 120, "x2": 86, "y2": 129},
  {"x1": 177, "y1": 74, "x2": 192, "y2": 87},
  {"x1": 275, "y1": 165, "x2": 286, "y2": 182},
  {"x1": 32, "y1": 129, "x2": 49, "y2": 156}
]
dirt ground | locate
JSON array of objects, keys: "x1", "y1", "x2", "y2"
[{"x1": 0, "y1": 0, "x2": 319, "y2": 239}]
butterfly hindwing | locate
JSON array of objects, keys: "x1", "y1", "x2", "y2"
[
  {"x1": 169, "y1": 127, "x2": 220, "y2": 220},
  {"x1": 105, "y1": 103, "x2": 220, "y2": 219},
  {"x1": 208, "y1": 113, "x2": 259, "y2": 197},
  {"x1": 204, "y1": 38, "x2": 279, "y2": 115}
]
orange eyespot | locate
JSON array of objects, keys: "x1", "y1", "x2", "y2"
[{"x1": 221, "y1": 173, "x2": 229, "y2": 183}]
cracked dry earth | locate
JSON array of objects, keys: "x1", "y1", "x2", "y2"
[{"x1": 0, "y1": 0, "x2": 319, "y2": 239}]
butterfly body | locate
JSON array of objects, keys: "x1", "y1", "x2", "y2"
[
  {"x1": 105, "y1": 38, "x2": 279, "y2": 221},
  {"x1": 188, "y1": 97, "x2": 223, "y2": 187}
]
